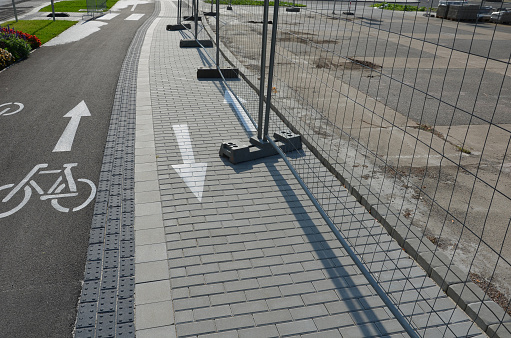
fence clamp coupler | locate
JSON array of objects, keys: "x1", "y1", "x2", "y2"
[{"x1": 219, "y1": 131, "x2": 302, "y2": 164}]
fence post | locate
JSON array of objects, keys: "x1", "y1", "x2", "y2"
[
  {"x1": 177, "y1": 0, "x2": 181, "y2": 24},
  {"x1": 193, "y1": 0, "x2": 198, "y2": 40},
  {"x1": 263, "y1": 0, "x2": 280, "y2": 139},
  {"x1": 256, "y1": 0, "x2": 271, "y2": 140},
  {"x1": 216, "y1": 0, "x2": 220, "y2": 66},
  {"x1": 11, "y1": 0, "x2": 18, "y2": 22}
]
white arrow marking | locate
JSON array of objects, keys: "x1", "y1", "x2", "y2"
[
  {"x1": 171, "y1": 125, "x2": 207, "y2": 202},
  {"x1": 53, "y1": 101, "x2": 91, "y2": 152},
  {"x1": 224, "y1": 90, "x2": 257, "y2": 132}
]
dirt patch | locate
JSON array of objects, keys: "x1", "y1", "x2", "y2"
[
  {"x1": 245, "y1": 64, "x2": 261, "y2": 72},
  {"x1": 470, "y1": 272, "x2": 511, "y2": 317},
  {"x1": 314, "y1": 56, "x2": 381, "y2": 70},
  {"x1": 410, "y1": 124, "x2": 445, "y2": 140},
  {"x1": 279, "y1": 32, "x2": 338, "y2": 45}
]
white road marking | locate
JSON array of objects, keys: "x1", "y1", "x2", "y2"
[
  {"x1": 224, "y1": 90, "x2": 257, "y2": 132},
  {"x1": 0, "y1": 102, "x2": 23, "y2": 116},
  {"x1": 0, "y1": 163, "x2": 96, "y2": 218},
  {"x1": 111, "y1": 0, "x2": 149, "y2": 10},
  {"x1": 171, "y1": 125, "x2": 207, "y2": 202},
  {"x1": 131, "y1": 3, "x2": 137, "y2": 11},
  {"x1": 125, "y1": 13, "x2": 144, "y2": 20},
  {"x1": 53, "y1": 101, "x2": 91, "y2": 152},
  {"x1": 44, "y1": 21, "x2": 107, "y2": 46},
  {"x1": 97, "y1": 13, "x2": 120, "y2": 20}
]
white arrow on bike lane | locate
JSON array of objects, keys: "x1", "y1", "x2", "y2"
[
  {"x1": 171, "y1": 124, "x2": 207, "y2": 202},
  {"x1": 53, "y1": 101, "x2": 91, "y2": 152}
]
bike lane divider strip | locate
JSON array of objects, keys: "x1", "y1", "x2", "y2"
[
  {"x1": 73, "y1": 1, "x2": 160, "y2": 337},
  {"x1": 133, "y1": 0, "x2": 177, "y2": 335}
]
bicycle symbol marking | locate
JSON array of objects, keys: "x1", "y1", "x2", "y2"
[
  {"x1": 0, "y1": 102, "x2": 24, "y2": 116},
  {"x1": 0, "y1": 163, "x2": 96, "y2": 218}
]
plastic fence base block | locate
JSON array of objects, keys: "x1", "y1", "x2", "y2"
[
  {"x1": 197, "y1": 67, "x2": 239, "y2": 79},
  {"x1": 219, "y1": 132, "x2": 302, "y2": 164},
  {"x1": 167, "y1": 23, "x2": 191, "y2": 31},
  {"x1": 286, "y1": 7, "x2": 300, "y2": 12},
  {"x1": 183, "y1": 16, "x2": 201, "y2": 21},
  {"x1": 180, "y1": 40, "x2": 213, "y2": 48},
  {"x1": 204, "y1": 12, "x2": 217, "y2": 16}
]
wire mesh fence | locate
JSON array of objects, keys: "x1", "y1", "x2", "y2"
[{"x1": 181, "y1": 0, "x2": 511, "y2": 335}]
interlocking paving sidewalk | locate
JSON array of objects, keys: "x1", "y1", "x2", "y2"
[{"x1": 131, "y1": 0, "x2": 485, "y2": 337}]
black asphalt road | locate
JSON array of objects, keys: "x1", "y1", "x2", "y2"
[{"x1": 0, "y1": 3, "x2": 154, "y2": 337}]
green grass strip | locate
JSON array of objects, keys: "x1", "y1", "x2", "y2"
[
  {"x1": 1, "y1": 20, "x2": 78, "y2": 45},
  {"x1": 370, "y1": 2, "x2": 427, "y2": 11},
  {"x1": 40, "y1": 0, "x2": 119, "y2": 12},
  {"x1": 205, "y1": 0, "x2": 306, "y2": 7}
]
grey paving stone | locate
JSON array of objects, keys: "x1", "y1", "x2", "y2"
[
  {"x1": 279, "y1": 282, "x2": 316, "y2": 296},
  {"x1": 245, "y1": 286, "x2": 283, "y2": 301},
  {"x1": 258, "y1": 275, "x2": 294, "y2": 288},
  {"x1": 176, "y1": 320, "x2": 217, "y2": 337},
  {"x1": 225, "y1": 279, "x2": 260, "y2": 292},
  {"x1": 276, "y1": 318, "x2": 318, "y2": 336},
  {"x1": 231, "y1": 300, "x2": 269, "y2": 315},
  {"x1": 215, "y1": 314, "x2": 256, "y2": 331},
  {"x1": 173, "y1": 296, "x2": 211, "y2": 311},
  {"x1": 314, "y1": 313, "x2": 355, "y2": 330},
  {"x1": 199, "y1": 330, "x2": 239, "y2": 338},
  {"x1": 193, "y1": 305, "x2": 233, "y2": 321},
  {"x1": 238, "y1": 325, "x2": 280, "y2": 338},
  {"x1": 267, "y1": 295, "x2": 305, "y2": 310},
  {"x1": 253, "y1": 309, "x2": 293, "y2": 326},
  {"x1": 289, "y1": 304, "x2": 329, "y2": 321},
  {"x1": 301, "y1": 329, "x2": 343, "y2": 338}
]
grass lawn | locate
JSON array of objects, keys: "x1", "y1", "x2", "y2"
[
  {"x1": 370, "y1": 2, "x2": 428, "y2": 11},
  {"x1": 205, "y1": 0, "x2": 306, "y2": 7},
  {"x1": 1, "y1": 20, "x2": 78, "y2": 45},
  {"x1": 40, "y1": 0, "x2": 119, "y2": 12}
]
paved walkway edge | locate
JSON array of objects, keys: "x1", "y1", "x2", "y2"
[{"x1": 134, "y1": 5, "x2": 177, "y2": 336}]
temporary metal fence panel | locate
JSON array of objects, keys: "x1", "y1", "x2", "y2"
[
  {"x1": 190, "y1": 0, "x2": 511, "y2": 336},
  {"x1": 86, "y1": 0, "x2": 107, "y2": 15}
]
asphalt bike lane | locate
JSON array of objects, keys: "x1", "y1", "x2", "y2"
[{"x1": 0, "y1": 2, "x2": 154, "y2": 337}]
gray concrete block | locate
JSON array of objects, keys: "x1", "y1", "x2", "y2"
[
  {"x1": 173, "y1": 296, "x2": 211, "y2": 311},
  {"x1": 430, "y1": 265, "x2": 470, "y2": 292},
  {"x1": 224, "y1": 279, "x2": 260, "y2": 292},
  {"x1": 215, "y1": 314, "x2": 255, "y2": 331},
  {"x1": 210, "y1": 291, "x2": 247, "y2": 306},
  {"x1": 466, "y1": 301, "x2": 511, "y2": 332},
  {"x1": 301, "y1": 329, "x2": 343, "y2": 338},
  {"x1": 193, "y1": 305, "x2": 232, "y2": 321},
  {"x1": 231, "y1": 300, "x2": 269, "y2": 315},
  {"x1": 267, "y1": 295, "x2": 305, "y2": 310},
  {"x1": 280, "y1": 282, "x2": 316, "y2": 296},
  {"x1": 446, "y1": 282, "x2": 486, "y2": 311},
  {"x1": 276, "y1": 318, "x2": 317, "y2": 336},
  {"x1": 245, "y1": 286, "x2": 282, "y2": 301},
  {"x1": 253, "y1": 309, "x2": 293, "y2": 325},
  {"x1": 487, "y1": 322, "x2": 511, "y2": 338},
  {"x1": 302, "y1": 290, "x2": 340, "y2": 305},
  {"x1": 238, "y1": 325, "x2": 279, "y2": 338},
  {"x1": 175, "y1": 319, "x2": 216, "y2": 336},
  {"x1": 258, "y1": 274, "x2": 293, "y2": 288}
]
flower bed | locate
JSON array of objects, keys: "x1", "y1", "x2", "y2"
[{"x1": 0, "y1": 26, "x2": 41, "y2": 70}]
